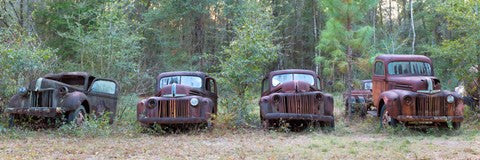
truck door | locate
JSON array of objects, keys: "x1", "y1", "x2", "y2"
[
  {"x1": 87, "y1": 79, "x2": 119, "y2": 122},
  {"x1": 373, "y1": 61, "x2": 387, "y2": 107}
]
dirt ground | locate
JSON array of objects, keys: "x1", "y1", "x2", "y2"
[{"x1": 1, "y1": 128, "x2": 479, "y2": 160}]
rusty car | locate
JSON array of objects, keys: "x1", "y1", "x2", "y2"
[
  {"x1": 344, "y1": 80, "x2": 373, "y2": 117},
  {"x1": 372, "y1": 54, "x2": 464, "y2": 128},
  {"x1": 136, "y1": 71, "x2": 217, "y2": 128},
  {"x1": 6, "y1": 72, "x2": 119, "y2": 127},
  {"x1": 259, "y1": 69, "x2": 334, "y2": 129}
]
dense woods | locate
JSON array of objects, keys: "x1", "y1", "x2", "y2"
[{"x1": 1, "y1": 0, "x2": 479, "y2": 122}]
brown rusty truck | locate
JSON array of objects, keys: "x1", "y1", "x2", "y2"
[
  {"x1": 373, "y1": 55, "x2": 464, "y2": 128},
  {"x1": 6, "y1": 72, "x2": 119, "y2": 127},
  {"x1": 137, "y1": 71, "x2": 217, "y2": 127},
  {"x1": 259, "y1": 69, "x2": 334, "y2": 129},
  {"x1": 344, "y1": 80, "x2": 373, "y2": 117}
]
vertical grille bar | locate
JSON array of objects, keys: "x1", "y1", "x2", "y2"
[
  {"x1": 281, "y1": 94, "x2": 317, "y2": 114},
  {"x1": 157, "y1": 99, "x2": 190, "y2": 118},
  {"x1": 415, "y1": 95, "x2": 446, "y2": 116}
]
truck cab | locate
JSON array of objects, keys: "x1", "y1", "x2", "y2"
[{"x1": 372, "y1": 55, "x2": 464, "y2": 128}]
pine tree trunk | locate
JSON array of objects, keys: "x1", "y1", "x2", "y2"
[
  {"x1": 346, "y1": 16, "x2": 353, "y2": 123},
  {"x1": 410, "y1": 0, "x2": 415, "y2": 54}
]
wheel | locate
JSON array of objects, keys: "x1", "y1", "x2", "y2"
[
  {"x1": 452, "y1": 122, "x2": 461, "y2": 130},
  {"x1": 67, "y1": 106, "x2": 86, "y2": 126},
  {"x1": 380, "y1": 104, "x2": 398, "y2": 128},
  {"x1": 262, "y1": 119, "x2": 270, "y2": 130},
  {"x1": 8, "y1": 114, "x2": 15, "y2": 128}
]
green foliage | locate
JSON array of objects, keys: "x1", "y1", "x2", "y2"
[
  {"x1": 218, "y1": 0, "x2": 278, "y2": 124},
  {"x1": 58, "y1": 1, "x2": 144, "y2": 91},
  {"x1": 0, "y1": 28, "x2": 57, "y2": 101},
  {"x1": 432, "y1": 0, "x2": 479, "y2": 93}
]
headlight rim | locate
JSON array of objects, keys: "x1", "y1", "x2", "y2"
[
  {"x1": 190, "y1": 98, "x2": 199, "y2": 106},
  {"x1": 446, "y1": 95, "x2": 455, "y2": 103}
]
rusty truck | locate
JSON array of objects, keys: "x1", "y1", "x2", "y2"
[
  {"x1": 259, "y1": 69, "x2": 335, "y2": 129},
  {"x1": 136, "y1": 71, "x2": 217, "y2": 128},
  {"x1": 6, "y1": 72, "x2": 119, "y2": 127},
  {"x1": 372, "y1": 55, "x2": 464, "y2": 128}
]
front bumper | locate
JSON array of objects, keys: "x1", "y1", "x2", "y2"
[
  {"x1": 138, "y1": 116, "x2": 208, "y2": 124},
  {"x1": 263, "y1": 113, "x2": 334, "y2": 122},
  {"x1": 5, "y1": 107, "x2": 64, "y2": 117},
  {"x1": 396, "y1": 115, "x2": 464, "y2": 122}
]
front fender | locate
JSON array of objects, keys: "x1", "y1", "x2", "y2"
[
  {"x1": 379, "y1": 90, "x2": 401, "y2": 117},
  {"x1": 58, "y1": 91, "x2": 88, "y2": 112},
  {"x1": 323, "y1": 93, "x2": 334, "y2": 116}
]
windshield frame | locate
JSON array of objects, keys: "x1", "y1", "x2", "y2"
[
  {"x1": 158, "y1": 75, "x2": 203, "y2": 89},
  {"x1": 387, "y1": 61, "x2": 433, "y2": 76},
  {"x1": 271, "y1": 73, "x2": 316, "y2": 87}
]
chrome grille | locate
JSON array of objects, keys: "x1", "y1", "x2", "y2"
[{"x1": 158, "y1": 99, "x2": 190, "y2": 118}]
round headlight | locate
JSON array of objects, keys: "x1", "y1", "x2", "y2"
[
  {"x1": 147, "y1": 99, "x2": 157, "y2": 108},
  {"x1": 447, "y1": 95, "x2": 455, "y2": 103},
  {"x1": 18, "y1": 87, "x2": 28, "y2": 96},
  {"x1": 404, "y1": 96, "x2": 413, "y2": 105},
  {"x1": 190, "y1": 98, "x2": 199, "y2": 106}
]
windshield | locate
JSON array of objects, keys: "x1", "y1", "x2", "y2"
[
  {"x1": 364, "y1": 82, "x2": 372, "y2": 90},
  {"x1": 388, "y1": 61, "x2": 432, "y2": 76},
  {"x1": 272, "y1": 74, "x2": 315, "y2": 87},
  {"x1": 159, "y1": 76, "x2": 202, "y2": 88}
]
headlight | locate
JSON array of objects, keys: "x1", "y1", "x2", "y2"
[
  {"x1": 447, "y1": 95, "x2": 455, "y2": 103},
  {"x1": 147, "y1": 99, "x2": 157, "y2": 108},
  {"x1": 18, "y1": 87, "x2": 28, "y2": 96},
  {"x1": 404, "y1": 96, "x2": 413, "y2": 105},
  {"x1": 190, "y1": 98, "x2": 199, "y2": 106}
]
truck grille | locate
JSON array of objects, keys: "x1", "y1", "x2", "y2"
[
  {"x1": 277, "y1": 94, "x2": 319, "y2": 114},
  {"x1": 415, "y1": 95, "x2": 446, "y2": 116},
  {"x1": 31, "y1": 90, "x2": 54, "y2": 107},
  {"x1": 158, "y1": 99, "x2": 190, "y2": 118}
]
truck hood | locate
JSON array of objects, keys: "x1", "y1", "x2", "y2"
[{"x1": 387, "y1": 76, "x2": 441, "y2": 92}]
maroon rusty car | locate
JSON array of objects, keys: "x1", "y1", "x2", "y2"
[
  {"x1": 137, "y1": 71, "x2": 217, "y2": 127},
  {"x1": 373, "y1": 55, "x2": 464, "y2": 128},
  {"x1": 344, "y1": 80, "x2": 373, "y2": 117},
  {"x1": 6, "y1": 72, "x2": 119, "y2": 126},
  {"x1": 259, "y1": 69, "x2": 335, "y2": 128}
]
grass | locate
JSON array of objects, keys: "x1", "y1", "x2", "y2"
[{"x1": 0, "y1": 93, "x2": 479, "y2": 159}]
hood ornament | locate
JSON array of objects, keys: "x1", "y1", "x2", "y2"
[
  {"x1": 418, "y1": 78, "x2": 440, "y2": 94},
  {"x1": 172, "y1": 83, "x2": 177, "y2": 97}
]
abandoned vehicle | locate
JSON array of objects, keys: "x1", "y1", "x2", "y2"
[
  {"x1": 136, "y1": 71, "x2": 217, "y2": 127},
  {"x1": 344, "y1": 80, "x2": 373, "y2": 117},
  {"x1": 6, "y1": 72, "x2": 119, "y2": 127},
  {"x1": 372, "y1": 54, "x2": 464, "y2": 128},
  {"x1": 259, "y1": 69, "x2": 335, "y2": 129}
]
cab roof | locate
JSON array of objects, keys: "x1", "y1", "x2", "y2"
[
  {"x1": 156, "y1": 71, "x2": 208, "y2": 80},
  {"x1": 375, "y1": 54, "x2": 432, "y2": 64},
  {"x1": 44, "y1": 72, "x2": 92, "y2": 79},
  {"x1": 267, "y1": 69, "x2": 317, "y2": 78}
]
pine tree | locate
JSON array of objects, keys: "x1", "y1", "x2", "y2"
[{"x1": 317, "y1": 0, "x2": 377, "y2": 121}]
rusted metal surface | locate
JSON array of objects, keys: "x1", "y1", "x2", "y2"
[
  {"x1": 6, "y1": 72, "x2": 119, "y2": 125},
  {"x1": 137, "y1": 71, "x2": 217, "y2": 125},
  {"x1": 343, "y1": 80, "x2": 374, "y2": 116},
  {"x1": 372, "y1": 54, "x2": 464, "y2": 126},
  {"x1": 259, "y1": 69, "x2": 334, "y2": 127}
]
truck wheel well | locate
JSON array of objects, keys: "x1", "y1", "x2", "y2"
[
  {"x1": 378, "y1": 100, "x2": 385, "y2": 117},
  {"x1": 82, "y1": 101, "x2": 90, "y2": 114}
]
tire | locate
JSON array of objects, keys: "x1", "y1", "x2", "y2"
[
  {"x1": 67, "y1": 106, "x2": 86, "y2": 126},
  {"x1": 452, "y1": 122, "x2": 461, "y2": 130},
  {"x1": 380, "y1": 104, "x2": 398, "y2": 128},
  {"x1": 8, "y1": 114, "x2": 15, "y2": 128},
  {"x1": 262, "y1": 119, "x2": 270, "y2": 130}
]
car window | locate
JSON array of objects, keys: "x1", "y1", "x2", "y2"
[
  {"x1": 207, "y1": 78, "x2": 216, "y2": 93},
  {"x1": 91, "y1": 80, "x2": 117, "y2": 94},
  {"x1": 364, "y1": 82, "x2": 372, "y2": 90},
  {"x1": 159, "y1": 76, "x2": 202, "y2": 88},
  {"x1": 388, "y1": 61, "x2": 432, "y2": 76},
  {"x1": 272, "y1": 74, "x2": 314, "y2": 87},
  {"x1": 374, "y1": 61, "x2": 384, "y2": 75},
  {"x1": 262, "y1": 78, "x2": 269, "y2": 92}
]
